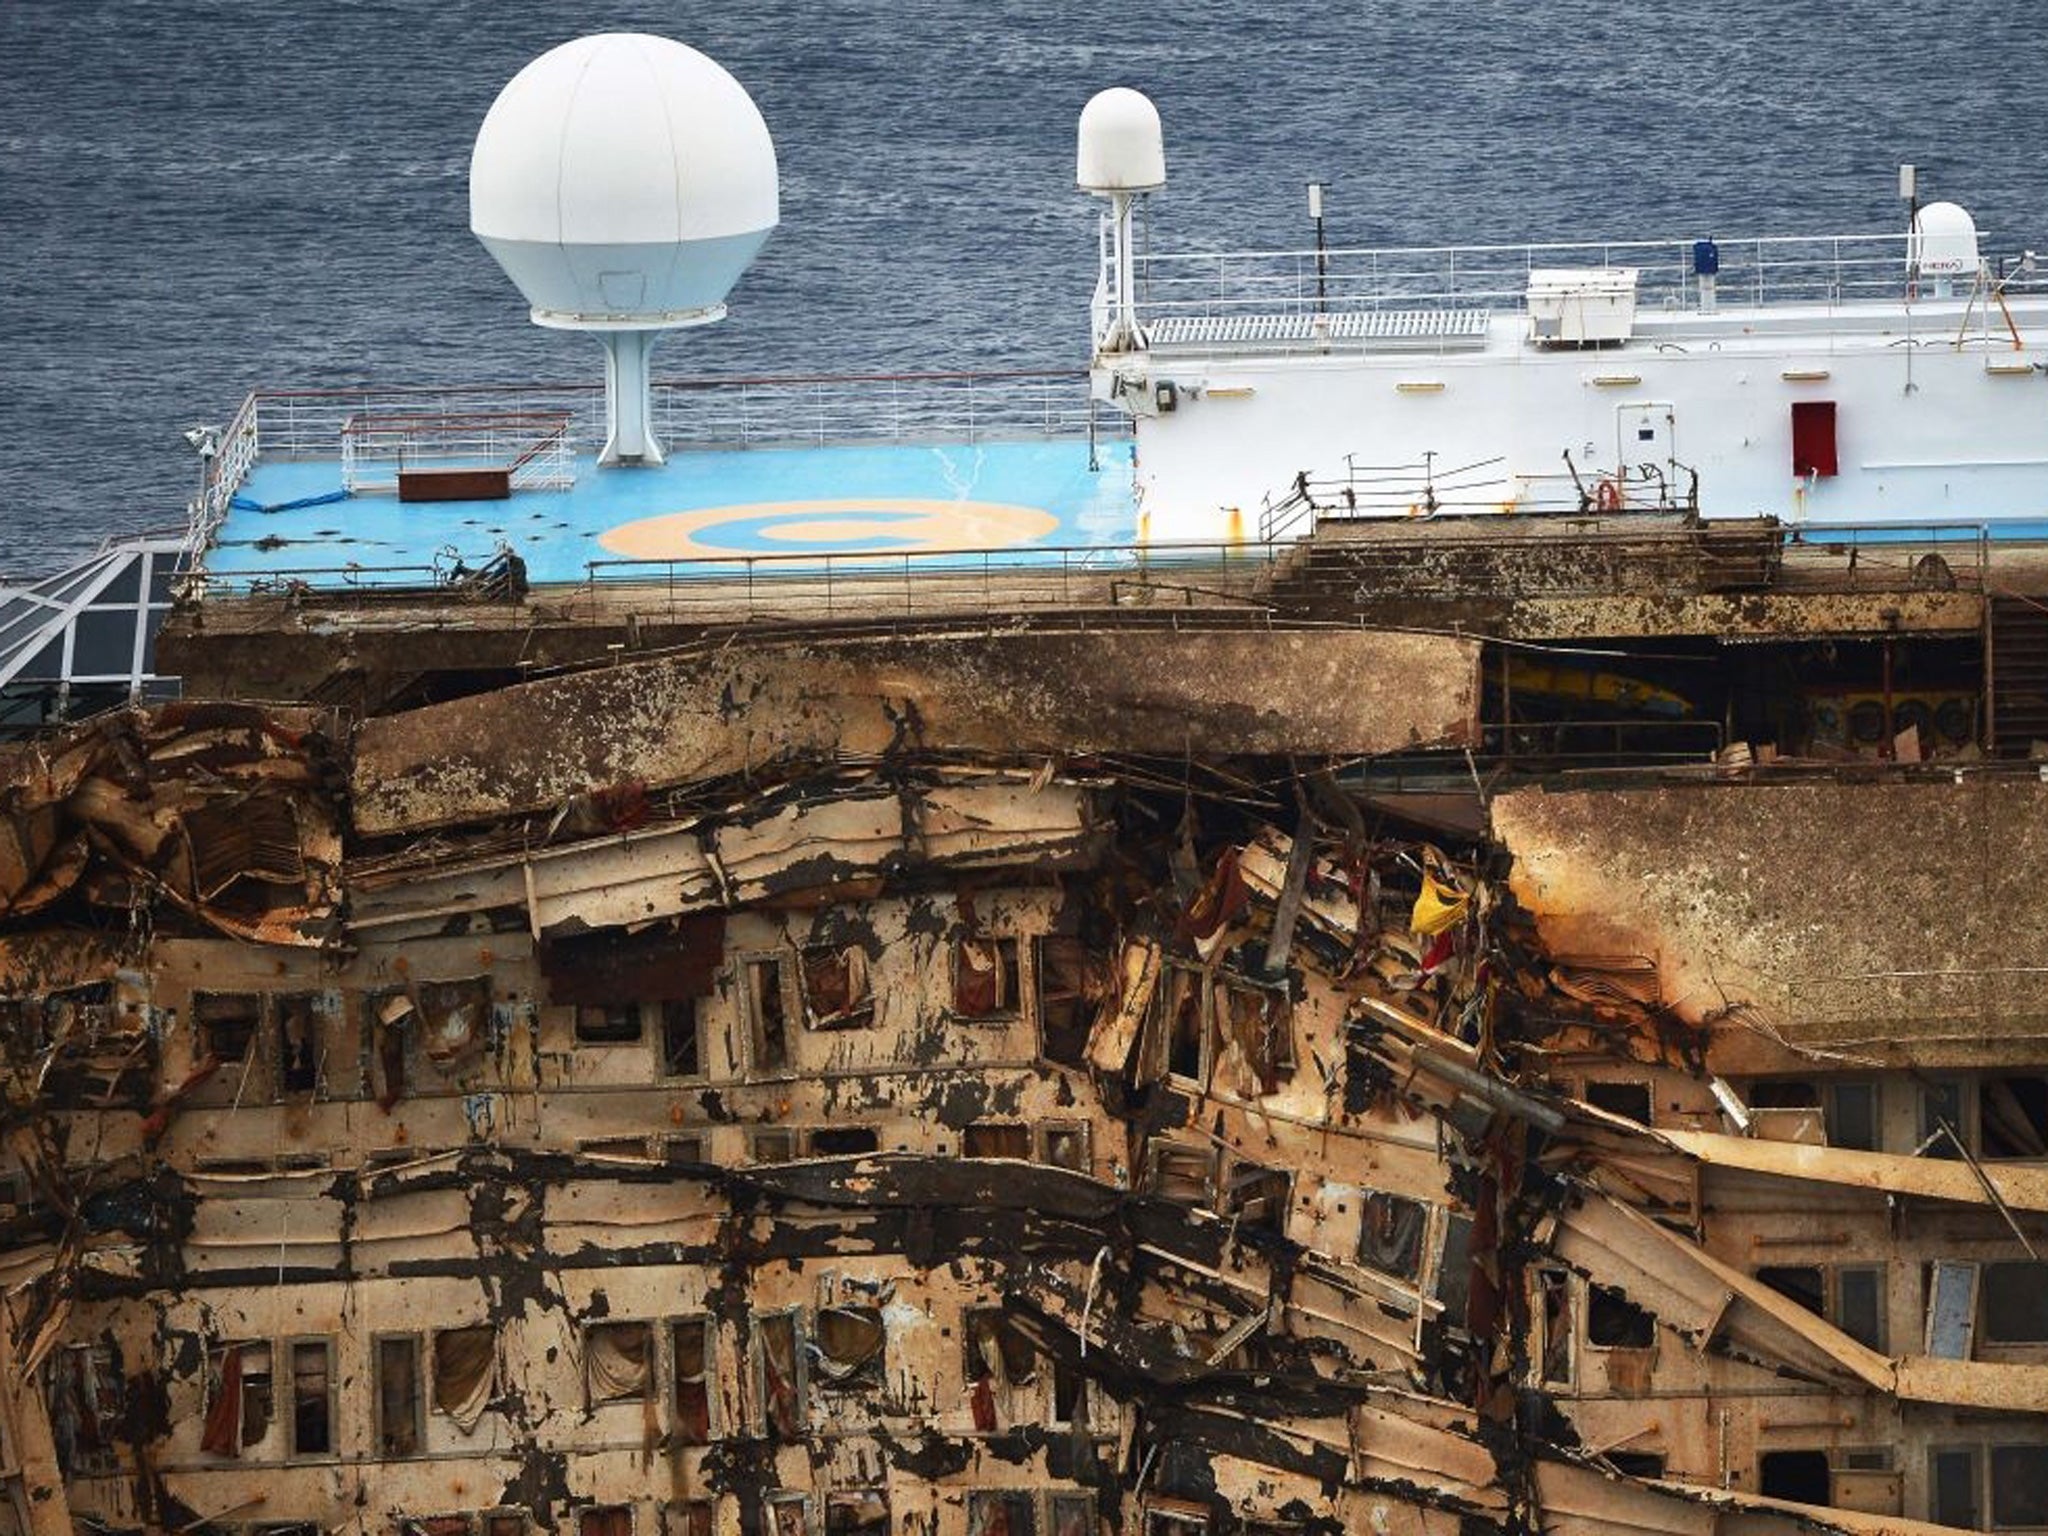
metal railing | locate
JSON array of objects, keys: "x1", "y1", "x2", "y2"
[
  {"x1": 340, "y1": 410, "x2": 577, "y2": 492},
  {"x1": 1124, "y1": 232, "x2": 2048, "y2": 336}
]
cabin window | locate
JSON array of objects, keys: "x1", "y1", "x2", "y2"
[
  {"x1": 275, "y1": 994, "x2": 320, "y2": 1095},
  {"x1": 376, "y1": 1335, "x2": 423, "y2": 1456},
  {"x1": 1357, "y1": 1190, "x2": 1428, "y2": 1282},
  {"x1": 1585, "y1": 1080, "x2": 1652, "y2": 1125},
  {"x1": 813, "y1": 1306, "x2": 886, "y2": 1391},
  {"x1": 672, "y1": 1318, "x2": 713, "y2": 1444},
  {"x1": 811, "y1": 1126, "x2": 879, "y2": 1156},
  {"x1": 765, "y1": 1496, "x2": 810, "y2": 1536},
  {"x1": 753, "y1": 1311, "x2": 805, "y2": 1441},
  {"x1": 1051, "y1": 1360, "x2": 1087, "y2": 1428},
  {"x1": 1826, "y1": 1081, "x2": 1881, "y2": 1151},
  {"x1": 44, "y1": 1344, "x2": 121, "y2": 1474},
  {"x1": 1979, "y1": 1075, "x2": 2048, "y2": 1160},
  {"x1": 586, "y1": 1322, "x2": 654, "y2": 1403},
  {"x1": 745, "y1": 957, "x2": 791, "y2": 1073},
  {"x1": 825, "y1": 1491, "x2": 889, "y2": 1536},
  {"x1": 1213, "y1": 976, "x2": 1294, "y2": 1093},
  {"x1": 1790, "y1": 400, "x2": 1838, "y2": 478},
  {"x1": 417, "y1": 977, "x2": 491, "y2": 1068},
  {"x1": 289, "y1": 1339, "x2": 334, "y2": 1457},
  {"x1": 203, "y1": 1341, "x2": 272, "y2": 1454},
  {"x1": 1048, "y1": 1494, "x2": 1094, "y2": 1536},
  {"x1": 667, "y1": 1503, "x2": 713, "y2": 1536},
  {"x1": 1931, "y1": 1448, "x2": 1980, "y2": 1529},
  {"x1": 660, "y1": 998, "x2": 703, "y2": 1077},
  {"x1": 484, "y1": 1514, "x2": 528, "y2": 1536},
  {"x1": 1587, "y1": 1285, "x2": 1657, "y2": 1348},
  {"x1": 663, "y1": 1135, "x2": 704, "y2": 1166},
  {"x1": 968, "y1": 1493, "x2": 1037, "y2": 1536},
  {"x1": 1760, "y1": 1450, "x2": 1831, "y2": 1502},
  {"x1": 954, "y1": 936, "x2": 1021, "y2": 1019},
  {"x1": 1836, "y1": 1266, "x2": 1887, "y2": 1351},
  {"x1": 1608, "y1": 1452, "x2": 1666, "y2": 1478},
  {"x1": 964, "y1": 1122, "x2": 1030, "y2": 1160},
  {"x1": 575, "y1": 1002, "x2": 642, "y2": 1044},
  {"x1": 580, "y1": 1509, "x2": 633, "y2": 1536},
  {"x1": 750, "y1": 1128, "x2": 797, "y2": 1164},
  {"x1": 1982, "y1": 1261, "x2": 2048, "y2": 1344},
  {"x1": 433, "y1": 1325, "x2": 497, "y2": 1428},
  {"x1": 1039, "y1": 1123, "x2": 1088, "y2": 1172},
  {"x1": 1920, "y1": 1079, "x2": 1967, "y2": 1158},
  {"x1": 802, "y1": 944, "x2": 874, "y2": 1029},
  {"x1": 1145, "y1": 1142, "x2": 1214, "y2": 1204},
  {"x1": 965, "y1": 1308, "x2": 1037, "y2": 1386},
  {"x1": 1161, "y1": 966, "x2": 1206, "y2": 1081},
  {"x1": 1992, "y1": 1445, "x2": 2048, "y2": 1527},
  {"x1": 1436, "y1": 1212, "x2": 1474, "y2": 1322}
]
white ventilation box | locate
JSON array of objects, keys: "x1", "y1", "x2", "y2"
[{"x1": 1526, "y1": 267, "x2": 1640, "y2": 344}]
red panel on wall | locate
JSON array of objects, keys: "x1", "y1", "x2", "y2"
[{"x1": 1791, "y1": 400, "x2": 1839, "y2": 478}]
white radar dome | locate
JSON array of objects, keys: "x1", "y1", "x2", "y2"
[
  {"x1": 1910, "y1": 200, "x2": 1980, "y2": 279},
  {"x1": 470, "y1": 32, "x2": 779, "y2": 329},
  {"x1": 1078, "y1": 88, "x2": 1165, "y2": 195}
]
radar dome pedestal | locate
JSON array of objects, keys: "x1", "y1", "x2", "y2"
[
  {"x1": 470, "y1": 33, "x2": 780, "y2": 467},
  {"x1": 1077, "y1": 88, "x2": 1164, "y2": 355}
]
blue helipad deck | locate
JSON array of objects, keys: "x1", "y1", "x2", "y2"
[{"x1": 205, "y1": 438, "x2": 1140, "y2": 587}]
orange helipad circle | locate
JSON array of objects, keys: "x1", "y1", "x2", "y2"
[{"x1": 599, "y1": 499, "x2": 1061, "y2": 559}]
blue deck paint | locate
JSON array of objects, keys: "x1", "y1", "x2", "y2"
[{"x1": 206, "y1": 438, "x2": 1141, "y2": 587}]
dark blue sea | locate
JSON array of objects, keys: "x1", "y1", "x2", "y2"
[{"x1": 6, "y1": 0, "x2": 2048, "y2": 574}]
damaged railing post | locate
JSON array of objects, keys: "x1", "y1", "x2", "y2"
[{"x1": 1260, "y1": 797, "x2": 1317, "y2": 978}]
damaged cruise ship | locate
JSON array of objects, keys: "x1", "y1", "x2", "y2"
[{"x1": 4, "y1": 30, "x2": 2048, "y2": 1536}]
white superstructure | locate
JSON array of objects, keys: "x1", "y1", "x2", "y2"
[{"x1": 1087, "y1": 103, "x2": 2048, "y2": 541}]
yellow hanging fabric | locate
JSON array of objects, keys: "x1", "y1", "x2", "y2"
[{"x1": 1410, "y1": 873, "x2": 1470, "y2": 936}]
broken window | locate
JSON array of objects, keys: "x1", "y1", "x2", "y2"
[
  {"x1": 275, "y1": 994, "x2": 319, "y2": 1095},
  {"x1": 1213, "y1": 976, "x2": 1294, "y2": 1094},
  {"x1": 1920, "y1": 1079, "x2": 1967, "y2": 1159},
  {"x1": 745, "y1": 957, "x2": 791, "y2": 1074},
  {"x1": 1356, "y1": 1190, "x2": 1428, "y2": 1282},
  {"x1": 965, "y1": 1308, "x2": 1038, "y2": 1386},
  {"x1": 1982, "y1": 1261, "x2": 2048, "y2": 1344},
  {"x1": 376, "y1": 1335, "x2": 423, "y2": 1457},
  {"x1": 1757, "y1": 1265, "x2": 1826, "y2": 1317},
  {"x1": 954, "y1": 936, "x2": 1021, "y2": 1019},
  {"x1": 1992, "y1": 1446, "x2": 2048, "y2": 1528},
  {"x1": 663, "y1": 1135, "x2": 704, "y2": 1166},
  {"x1": 1142, "y1": 1505, "x2": 1205, "y2": 1536},
  {"x1": 1037, "y1": 935, "x2": 1110, "y2": 1064},
  {"x1": 195, "y1": 991, "x2": 261, "y2": 1065},
  {"x1": 575, "y1": 1002, "x2": 642, "y2": 1044},
  {"x1": 1435, "y1": 1212, "x2": 1473, "y2": 1324},
  {"x1": 1145, "y1": 1142, "x2": 1214, "y2": 1205},
  {"x1": 44, "y1": 1344, "x2": 121, "y2": 1475},
  {"x1": 419, "y1": 977, "x2": 491, "y2": 1069},
  {"x1": 765, "y1": 1496, "x2": 810, "y2": 1536},
  {"x1": 660, "y1": 998, "x2": 703, "y2": 1077},
  {"x1": 289, "y1": 1338, "x2": 333, "y2": 1457},
  {"x1": 586, "y1": 1321, "x2": 653, "y2": 1403},
  {"x1": 672, "y1": 1318, "x2": 712, "y2": 1444},
  {"x1": 1587, "y1": 1285, "x2": 1657, "y2": 1349},
  {"x1": 1051, "y1": 1360, "x2": 1087, "y2": 1427},
  {"x1": 1826, "y1": 1080, "x2": 1881, "y2": 1151},
  {"x1": 1836, "y1": 1266, "x2": 1887, "y2": 1352},
  {"x1": 750, "y1": 1128, "x2": 797, "y2": 1164},
  {"x1": 371, "y1": 990, "x2": 413, "y2": 1110},
  {"x1": 581, "y1": 1509, "x2": 633, "y2": 1536},
  {"x1": 1220, "y1": 1159, "x2": 1290, "y2": 1233},
  {"x1": 811, "y1": 1126, "x2": 879, "y2": 1156},
  {"x1": 825, "y1": 1491, "x2": 889, "y2": 1536},
  {"x1": 814, "y1": 1306, "x2": 886, "y2": 1391},
  {"x1": 583, "y1": 1136, "x2": 658, "y2": 1164},
  {"x1": 1146, "y1": 964, "x2": 1205, "y2": 1082},
  {"x1": 1584, "y1": 1079, "x2": 1652, "y2": 1126},
  {"x1": 1048, "y1": 1494, "x2": 1094, "y2": 1536},
  {"x1": 405, "y1": 1518, "x2": 472, "y2": 1536},
  {"x1": 1930, "y1": 1447, "x2": 1980, "y2": 1529},
  {"x1": 1537, "y1": 1269, "x2": 1573, "y2": 1385},
  {"x1": 803, "y1": 944, "x2": 874, "y2": 1029},
  {"x1": 967, "y1": 1492, "x2": 1036, "y2": 1536},
  {"x1": 964, "y1": 1122, "x2": 1030, "y2": 1160},
  {"x1": 668, "y1": 1503, "x2": 712, "y2": 1536},
  {"x1": 1979, "y1": 1075, "x2": 2048, "y2": 1160},
  {"x1": 433, "y1": 1325, "x2": 496, "y2": 1432},
  {"x1": 484, "y1": 1515, "x2": 528, "y2": 1536},
  {"x1": 1039, "y1": 1123, "x2": 1087, "y2": 1172},
  {"x1": 1607, "y1": 1452, "x2": 1666, "y2": 1479},
  {"x1": 753, "y1": 1311, "x2": 804, "y2": 1441},
  {"x1": 202, "y1": 1341, "x2": 272, "y2": 1455}
]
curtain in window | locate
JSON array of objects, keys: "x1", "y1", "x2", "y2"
[
  {"x1": 588, "y1": 1325, "x2": 651, "y2": 1401},
  {"x1": 434, "y1": 1326, "x2": 496, "y2": 1432}
]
